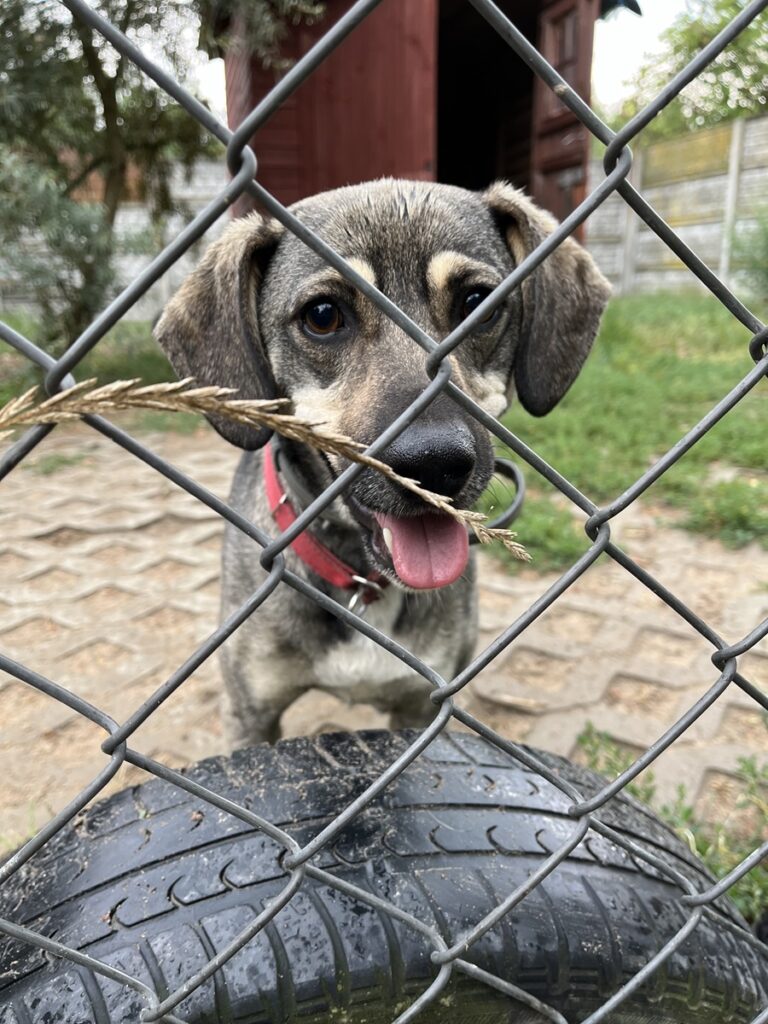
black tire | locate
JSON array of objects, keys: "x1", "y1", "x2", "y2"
[{"x1": 0, "y1": 730, "x2": 765, "y2": 1023}]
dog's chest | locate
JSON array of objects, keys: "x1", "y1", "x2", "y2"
[{"x1": 311, "y1": 585, "x2": 462, "y2": 701}]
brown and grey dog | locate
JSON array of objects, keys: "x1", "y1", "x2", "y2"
[{"x1": 154, "y1": 179, "x2": 610, "y2": 747}]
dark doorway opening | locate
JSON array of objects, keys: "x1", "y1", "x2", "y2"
[{"x1": 437, "y1": 0, "x2": 538, "y2": 192}]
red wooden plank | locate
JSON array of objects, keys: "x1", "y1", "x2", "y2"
[{"x1": 227, "y1": 0, "x2": 438, "y2": 208}]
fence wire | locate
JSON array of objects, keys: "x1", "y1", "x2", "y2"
[{"x1": 1, "y1": 0, "x2": 768, "y2": 1022}]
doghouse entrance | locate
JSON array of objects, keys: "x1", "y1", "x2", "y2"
[
  {"x1": 438, "y1": 0, "x2": 595, "y2": 231},
  {"x1": 437, "y1": 0, "x2": 538, "y2": 193}
]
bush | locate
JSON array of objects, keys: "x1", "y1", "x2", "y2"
[{"x1": 0, "y1": 151, "x2": 117, "y2": 350}]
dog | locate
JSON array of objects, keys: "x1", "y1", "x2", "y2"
[{"x1": 154, "y1": 179, "x2": 610, "y2": 747}]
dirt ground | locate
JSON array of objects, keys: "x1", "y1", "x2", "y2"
[{"x1": 1, "y1": 421, "x2": 767, "y2": 850}]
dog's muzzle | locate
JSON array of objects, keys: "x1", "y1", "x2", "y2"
[
  {"x1": 345, "y1": 417, "x2": 490, "y2": 590},
  {"x1": 369, "y1": 420, "x2": 475, "y2": 587}
]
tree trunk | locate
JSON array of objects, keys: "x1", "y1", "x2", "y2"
[{"x1": 101, "y1": 80, "x2": 126, "y2": 229}]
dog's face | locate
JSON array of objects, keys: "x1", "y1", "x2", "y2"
[{"x1": 155, "y1": 180, "x2": 609, "y2": 590}]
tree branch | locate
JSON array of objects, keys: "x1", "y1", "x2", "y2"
[
  {"x1": 114, "y1": 0, "x2": 141, "y2": 82},
  {"x1": 62, "y1": 155, "x2": 106, "y2": 198},
  {"x1": 118, "y1": 0, "x2": 139, "y2": 34},
  {"x1": 70, "y1": 17, "x2": 109, "y2": 98},
  {"x1": 69, "y1": 13, "x2": 125, "y2": 219}
]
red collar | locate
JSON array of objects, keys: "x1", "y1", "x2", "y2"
[{"x1": 263, "y1": 442, "x2": 387, "y2": 607}]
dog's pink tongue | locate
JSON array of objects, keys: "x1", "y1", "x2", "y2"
[{"x1": 375, "y1": 512, "x2": 469, "y2": 589}]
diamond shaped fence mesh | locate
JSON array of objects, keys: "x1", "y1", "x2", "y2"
[{"x1": 1, "y1": 1, "x2": 767, "y2": 1022}]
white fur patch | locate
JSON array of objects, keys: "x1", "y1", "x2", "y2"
[
  {"x1": 345, "y1": 256, "x2": 377, "y2": 288},
  {"x1": 291, "y1": 381, "x2": 346, "y2": 433},
  {"x1": 466, "y1": 369, "x2": 508, "y2": 418},
  {"x1": 311, "y1": 587, "x2": 455, "y2": 702},
  {"x1": 426, "y1": 251, "x2": 501, "y2": 295},
  {"x1": 427, "y1": 251, "x2": 465, "y2": 294}
]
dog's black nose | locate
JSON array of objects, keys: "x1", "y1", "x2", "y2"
[{"x1": 386, "y1": 421, "x2": 476, "y2": 498}]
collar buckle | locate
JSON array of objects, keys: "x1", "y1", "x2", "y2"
[{"x1": 348, "y1": 575, "x2": 385, "y2": 617}]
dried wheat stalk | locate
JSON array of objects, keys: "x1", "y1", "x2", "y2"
[{"x1": 0, "y1": 378, "x2": 530, "y2": 560}]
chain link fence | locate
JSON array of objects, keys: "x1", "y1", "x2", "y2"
[{"x1": 1, "y1": 0, "x2": 768, "y2": 1021}]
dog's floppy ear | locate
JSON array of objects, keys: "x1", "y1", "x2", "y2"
[
  {"x1": 154, "y1": 213, "x2": 283, "y2": 449},
  {"x1": 483, "y1": 181, "x2": 611, "y2": 416}
]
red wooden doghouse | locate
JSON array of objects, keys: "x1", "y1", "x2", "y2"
[{"x1": 220, "y1": 0, "x2": 637, "y2": 222}]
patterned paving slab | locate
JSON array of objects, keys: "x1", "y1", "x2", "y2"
[{"x1": 1, "y1": 420, "x2": 766, "y2": 848}]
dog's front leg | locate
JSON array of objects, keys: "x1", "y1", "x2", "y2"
[
  {"x1": 221, "y1": 647, "x2": 308, "y2": 748},
  {"x1": 388, "y1": 688, "x2": 439, "y2": 731}
]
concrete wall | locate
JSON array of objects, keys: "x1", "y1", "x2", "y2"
[{"x1": 585, "y1": 114, "x2": 768, "y2": 294}]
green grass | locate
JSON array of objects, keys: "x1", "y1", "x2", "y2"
[
  {"x1": 492, "y1": 290, "x2": 767, "y2": 570},
  {"x1": 478, "y1": 486, "x2": 585, "y2": 572},
  {"x1": 77, "y1": 321, "x2": 174, "y2": 385},
  {"x1": 682, "y1": 478, "x2": 768, "y2": 548},
  {"x1": 0, "y1": 317, "x2": 191, "y2": 431},
  {"x1": 577, "y1": 723, "x2": 768, "y2": 925},
  {"x1": 0, "y1": 309, "x2": 39, "y2": 341},
  {"x1": 25, "y1": 452, "x2": 88, "y2": 475}
]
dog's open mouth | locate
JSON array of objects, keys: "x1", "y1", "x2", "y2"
[
  {"x1": 371, "y1": 511, "x2": 469, "y2": 589},
  {"x1": 345, "y1": 493, "x2": 469, "y2": 589}
]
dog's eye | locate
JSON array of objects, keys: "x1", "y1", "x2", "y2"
[
  {"x1": 460, "y1": 288, "x2": 496, "y2": 324},
  {"x1": 301, "y1": 299, "x2": 344, "y2": 337}
]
